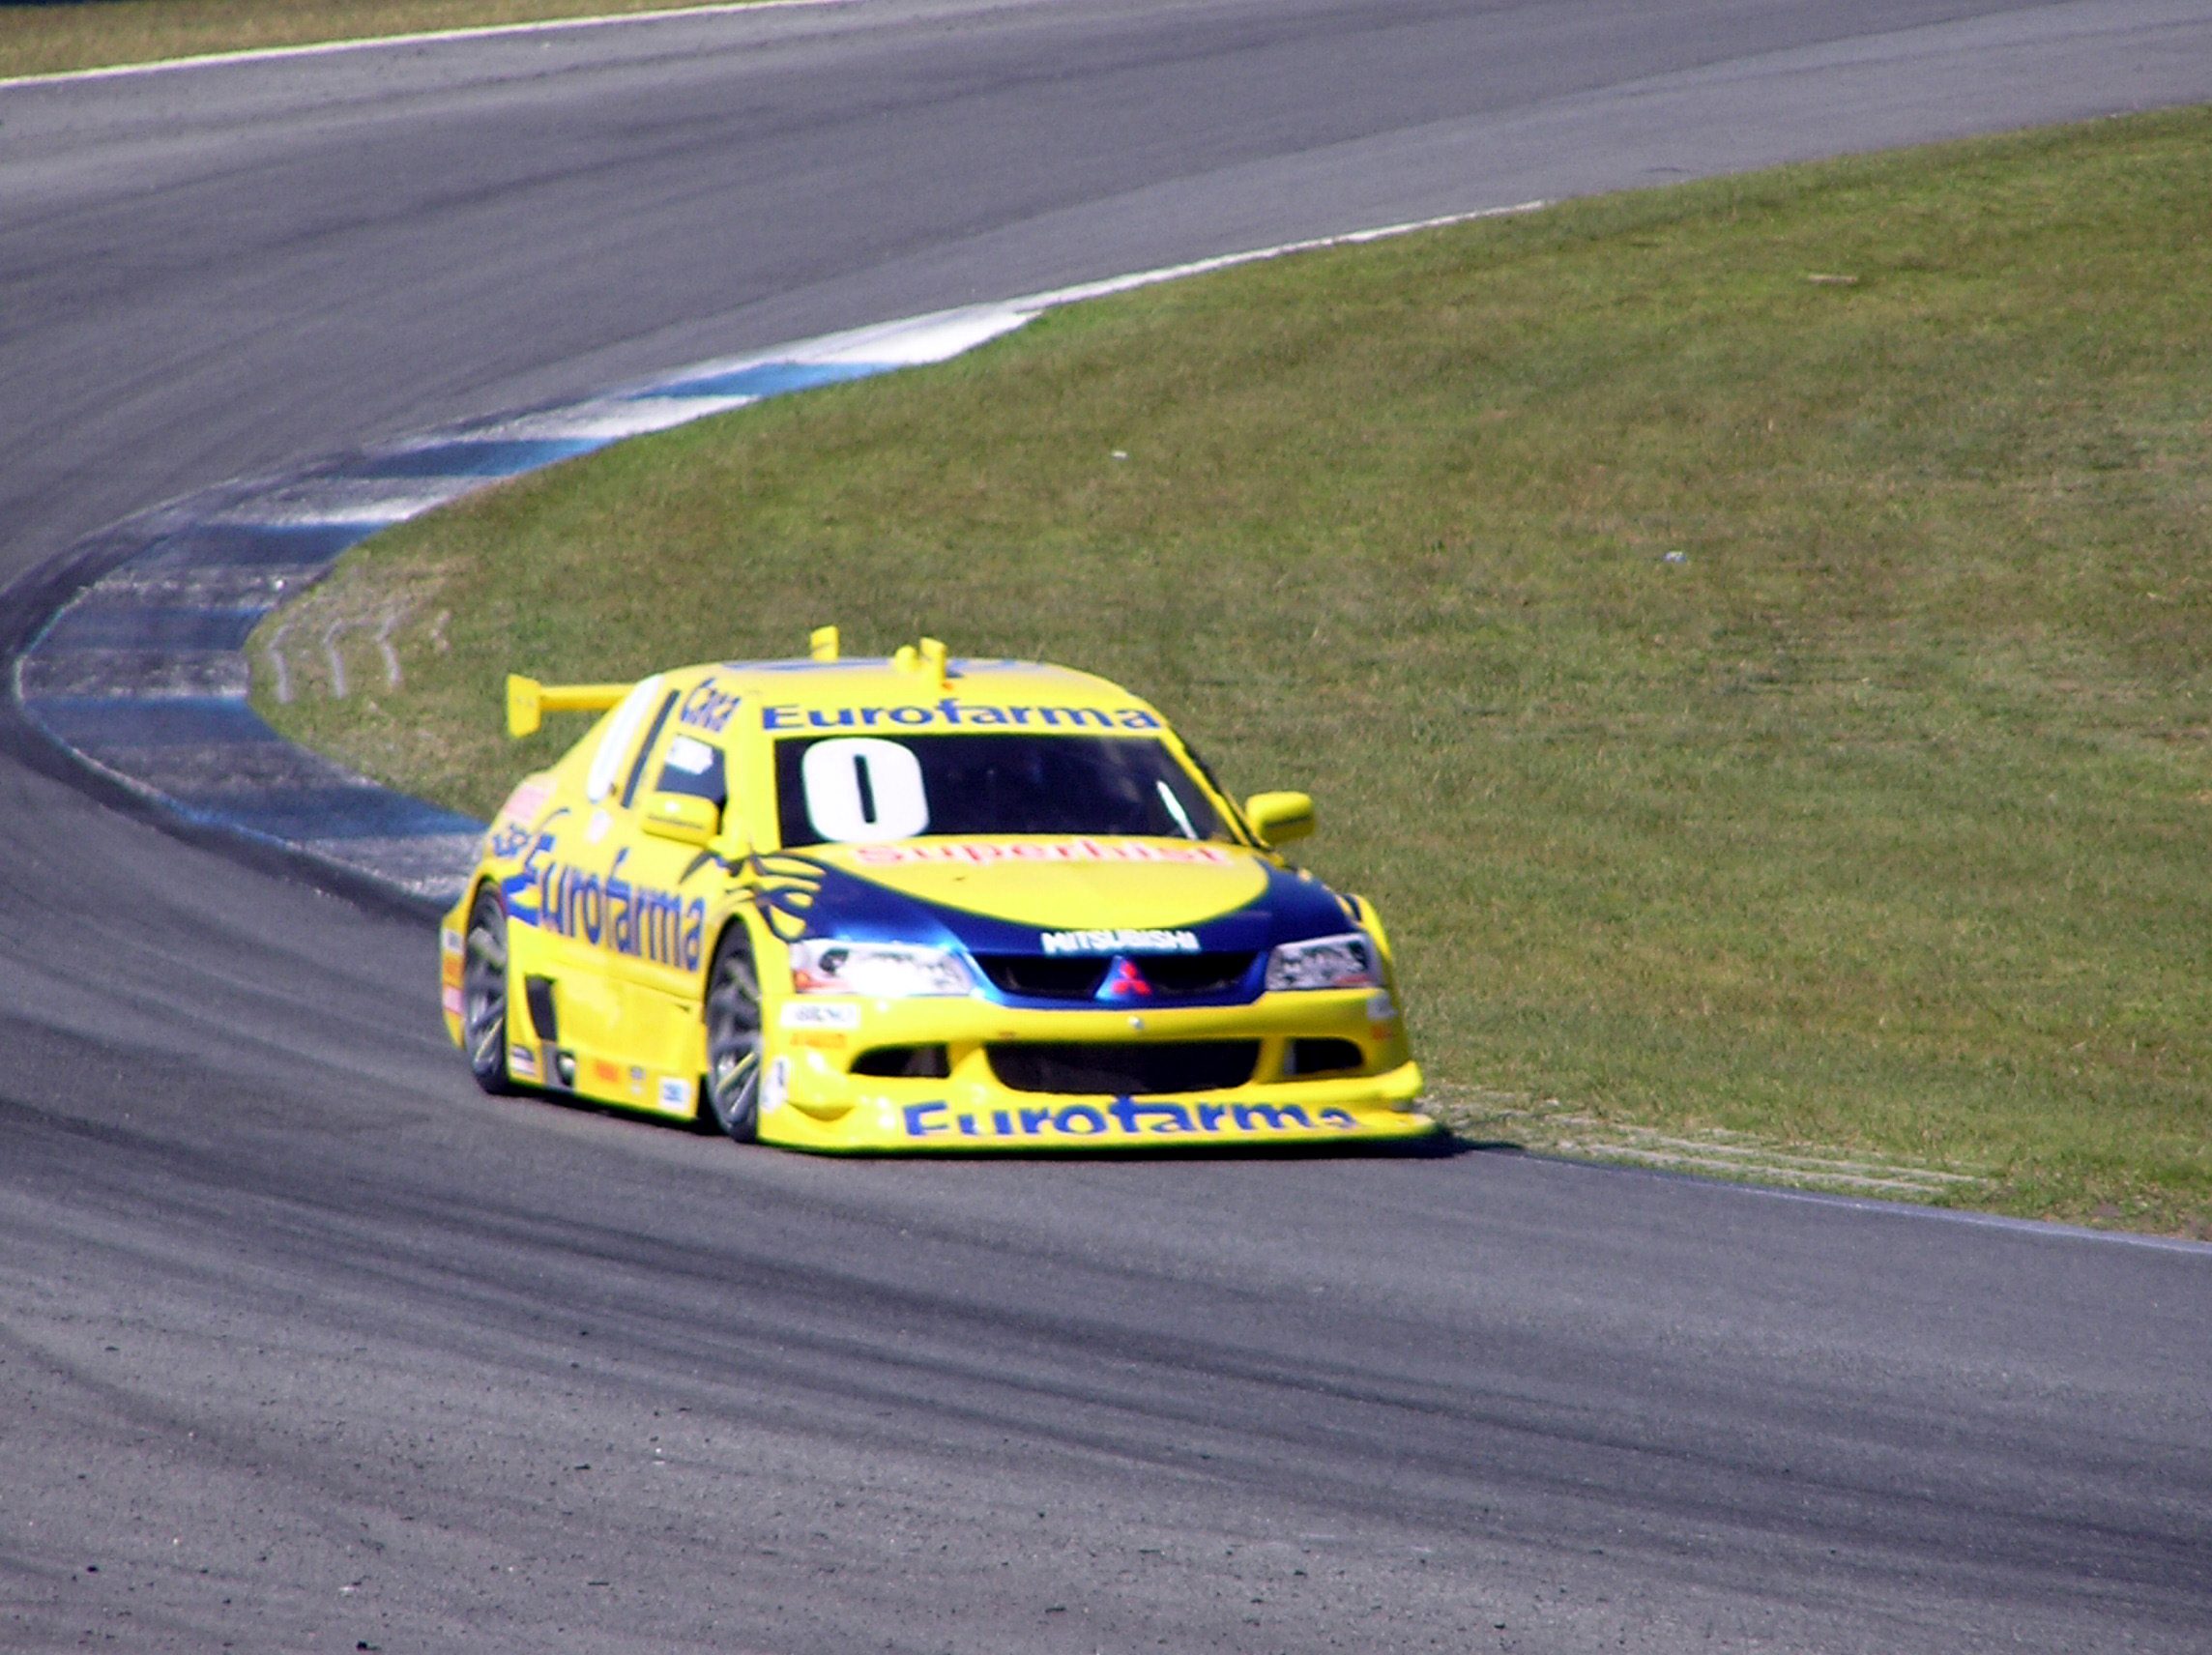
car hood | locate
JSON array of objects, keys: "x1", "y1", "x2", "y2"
[{"x1": 777, "y1": 836, "x2": 1355, "y2": 954}]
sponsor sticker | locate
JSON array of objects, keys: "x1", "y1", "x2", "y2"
[
  {"x1": 658, "y1": 1075, "x2": 692, "y2": 1111},
  {"x1": 1041, "y1": 928, "x2": 1200, "y2": 955},
  {"x1": 504, "y1": 841, "x2": 707, "y2": 972},
  {"x1": 853, "y1": 838, "x2": 1233, "y2": 868},
  {"x1": 442, "y1": 984, "x2": 464, "y2": 1017},
  {"x1": 441, "y1": 926, "x2": 463, "y2": 953},
  {"x1": 779, "y1": 1001, "x2": 861, "y2": 1031},
  {"x1": 901, "y1": 1099, "x2": 1362, "y2": 1141},
  {"x1": 678, "y1": 677, "x2": 742, "y2": 734},
  {"x1": 762, "y1": 1057, "x2": 791, "y2": 1115},
  {"x1": 509, "y1": 1044, "x2": 539, "y2": 1079},
  {"x1": 488, "y1": 782, "x2": 552, "y2": 857},
  {"x1": 664, "y1": 734, "x2": 715, "y2": 775},
  {"x1": 496, "y1": 780, "x2": 550, "y2": 827},
  {"x1": 1366, "y1": 991, "x2": 1397, "y2": 1024},
  {"x1": 763, "y1": 700, "x2": 1161, "y2": 733}
]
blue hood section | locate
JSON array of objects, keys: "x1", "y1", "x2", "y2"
[
  {"x1": 793, "y1": 857, "x2": 1353, "y2": 951},
  {"x1": 780, "y1": 857, "x2": 1359, "y2": 1006}
]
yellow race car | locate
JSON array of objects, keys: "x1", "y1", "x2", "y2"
[{"x1": 440, "y1": 629, "x2": 1434, "y2": 1151}]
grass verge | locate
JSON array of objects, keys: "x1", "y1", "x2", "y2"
[
  {"x1": 257, "y1": 109, "x2": 2212, "y2": 1234},
  {"x1": 0, "y1": 0, "x2": 749, "y2": 80}
]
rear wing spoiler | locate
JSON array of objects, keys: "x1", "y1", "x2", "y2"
[
  {"x1": 506, "y1": 674, "x2": 631, "y2": 739},
  {"x1": 505, "y1": 627, "x2": 849, "y2": 737}
]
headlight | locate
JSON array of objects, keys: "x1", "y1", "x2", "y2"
[
  {"x1": 1264, "y1": 931, "x2": 1380, "y2": 992},
  {"x1": 790, "y1": 940, "x2": 973, "y2": 999}
]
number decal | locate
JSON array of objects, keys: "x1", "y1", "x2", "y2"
[{"x1": 800, "y1": 739, "x2": 929, "y2": 842}]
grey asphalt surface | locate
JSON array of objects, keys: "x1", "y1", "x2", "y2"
[{"x1": 4, "y1": 2, "x2": 2211, "y2": 1649}]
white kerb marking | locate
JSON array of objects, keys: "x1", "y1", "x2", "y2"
[{"x1": 0, "y1": 0, "x2": 853, "y2": 89}]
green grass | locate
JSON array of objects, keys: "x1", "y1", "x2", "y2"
[
  {"x1": 0, "y1": 0, "x2": 746, "y2": 80},
  {"x1": 259, "y1": 109, "x2": 2212, "y2": 1234}
]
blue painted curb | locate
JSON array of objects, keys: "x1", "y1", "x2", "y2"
[
  {"x1": 9, "y1": 308, "x2": 1043, "y2": 905},
  {"x1": 8, "y1": 206, "x2": 1539, "y2": 908}
]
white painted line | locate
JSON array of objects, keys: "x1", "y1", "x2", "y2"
[
  {"x1": 505, "y1": 394, "x2": 758, "y2": 442},
  {"x1": 0, "y1": 0, "x2": 848, "y2": 90},
  {"x1": 813, "y1": 309, "x2": 1033, "y2": 364},
  {"x1": 211, "y1": 477, "x2": 483, "y2": 528},
  {"x1": 373, "y1": 431, "x2": 572, "y2": 459},
  {"x1": 654, "y1": 308, "x2": 1034, "y2": 386},
  {"x1": 1737, "y1": 1180, "x2": 2212, "y2": 1257},
  {"x1": 1532, "y1": 1148, "x2": 2212, "y2": 1256},
  {"x1": 1008, "y1": 202, "x2": 1549, "y2": 314},
  {"x1": 451, "y1": 407, "x2": 675, "y2": 445},
  {"x1": 546, "y1": 202, "x2": 1549, "y2": 450}
]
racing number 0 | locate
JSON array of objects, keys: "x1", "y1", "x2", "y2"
[{"x1": 800, "y1": 738, "x2": 930, "y2": 843}]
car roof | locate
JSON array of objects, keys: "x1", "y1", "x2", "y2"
[{"x1": 682, "y1": 656, "x2": 1163, "y2": 717}]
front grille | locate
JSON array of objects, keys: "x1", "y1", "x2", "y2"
[
  {"x1": 1131, "y1": 951, "x2": 1258, "y2": 997},
  {"x1": 973, "y1": 950, "x2": 1259, "y2": 1002},
  {"x1": 974, "y1": 955, "x2": 1108, "y2": 1000},
  {"x1": 986, "y1": 1040, "x2": 1260, "y2": 1095}
]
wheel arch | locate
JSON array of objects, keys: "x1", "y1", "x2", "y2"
[
  {"x1": 469, "y1": 871, "x2": 507, "y2": 919},
  {"x1": 699, "y1": 902, "x2": 775, "y2": 1002}
]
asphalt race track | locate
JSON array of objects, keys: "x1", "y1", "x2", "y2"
[{"x1": 5, "y1": 2, "x2": 2212, "y2": 1649}]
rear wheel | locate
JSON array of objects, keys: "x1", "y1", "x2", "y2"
[
  {"x1": 702, "y1": 927, "x2": 764, "y2": 1142},
  {"x1": 462, "y1": 886, "x2": 514, "y2": 1094}
]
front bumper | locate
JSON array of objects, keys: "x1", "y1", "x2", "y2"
[{"x1": 758, "y1": 984, "x2": 1434, "y2": 1151}]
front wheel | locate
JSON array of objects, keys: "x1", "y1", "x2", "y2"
[
  {"x1": 702, "y1": 927, "x2": 764, "y2": 1142},
  {"x1": 461, "y1": 886, "x2": 515, "y2": 1095}
]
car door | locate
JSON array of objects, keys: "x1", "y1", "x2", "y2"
[
  {"x1": 592, "y1": 702, "x2": 737, "y2": 1111},
  {"x1": 526, "y1": 675, "x2": 667, "y2": 1095}
]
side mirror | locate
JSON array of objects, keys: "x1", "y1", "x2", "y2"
[
  {"x1": 641, "y1": 792, "x2": 720, "y2": 848},
  {"x1": 1244, "y1": 790, "x2": 1316, "y2": 847}
]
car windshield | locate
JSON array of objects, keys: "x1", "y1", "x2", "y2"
[{"x1": 774, "y1": 734, "x2": 1229, "y2": 848}]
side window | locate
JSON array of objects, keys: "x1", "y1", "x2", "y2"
[
  {"x1": 619, "y1": 688, "x2": 681, "y2": 809},
  {"x1": 587, "y1": 675, "x2": 666, "y2": 804},
  {"x1": 654, "y1": 733, "x2": 728, "y2": 810},
  {"x1": 1178, "y1": 740, "x2": 1251, "y2": 844}
]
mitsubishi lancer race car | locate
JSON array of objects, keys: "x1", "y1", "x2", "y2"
[{"x1": 439, "y1": 629, "x2": 1435, "y2": 1151}]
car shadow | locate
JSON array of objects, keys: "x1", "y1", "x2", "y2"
[{"x1": 809, "y1": 1127, "x2": 1510, "y2": 1163}]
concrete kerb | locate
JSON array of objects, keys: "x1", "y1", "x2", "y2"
[
  {"x1": 0, "y1": 0, "x2": 843, "y2": 90},
  {"x1": 6, "y1": 201, "x2": 1547, "y2": 909}
]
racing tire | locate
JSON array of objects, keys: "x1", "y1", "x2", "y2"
[
  {"x1": 702, "y1": 926, "x2": 764, "y2": 1143},
  {"x1": 461, "y1": 886, "x2": 516, "y2": 1095}
]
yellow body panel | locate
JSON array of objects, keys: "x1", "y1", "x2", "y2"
[{"x1": 442, "y1": 646, "x2": 1438, "y2": 1152}]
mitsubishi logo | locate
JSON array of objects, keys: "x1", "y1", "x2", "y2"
[{"x1": 1098, "y1": 956, "x2": 1153, "y2": 999}]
